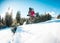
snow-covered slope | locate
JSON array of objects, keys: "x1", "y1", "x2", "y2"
[
  {"x1": 18, "y1": 23, "x2": 60, "y2": 43},
  {"x1": 0, "y1": 19, "x2": 60, "y2": 43},
  {"x1": 0, "y1": 28, "x2": 13, "y2": 43}
]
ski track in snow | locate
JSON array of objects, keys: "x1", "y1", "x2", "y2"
[{"x1": 0, "y1": 19, "x2": 60, "y2": 43}]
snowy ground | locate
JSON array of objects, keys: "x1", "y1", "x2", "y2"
[
  {"x1": 0, "y1": 27, "x2": 13, "y2": 43},
  {"x1": 0, "y1": 19, "x2": 60, "y2": 43}
]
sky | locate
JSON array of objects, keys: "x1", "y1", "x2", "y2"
[{"x1": 0, "y1": 0, "x2": 60, "y2": 18}]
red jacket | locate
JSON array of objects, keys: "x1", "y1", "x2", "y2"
[{"x1": 29, "y1": 10, "x2": 35, "y2": 17}]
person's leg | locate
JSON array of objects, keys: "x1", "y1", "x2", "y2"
[
  {"x1": 29, "y1": 16, "x2": 32, "y2": 21},
  {"x1": 28, "y1": 16, "x2": 32, "y2": 23},
  {"x1": 31, "y1": 16, "x2": 35, "y2": 22}
]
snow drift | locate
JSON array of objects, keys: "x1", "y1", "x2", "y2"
[{"x1": 0, "y1": 19, "x2": 60, "y2": 43}]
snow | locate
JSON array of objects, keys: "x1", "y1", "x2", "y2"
[
  {"x1": 20, "y1": 23, "x2": 60, "y2": 43},
  {"x1": 0, "y1": 28, "x2": 13, "y2": 43},
  {"x1": 0, "y1": 19, "x2": 60, "y2": 43}
]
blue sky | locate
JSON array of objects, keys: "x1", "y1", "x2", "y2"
[{"x1": 0, "y1": 0, "x2": 60, "y2": 18}]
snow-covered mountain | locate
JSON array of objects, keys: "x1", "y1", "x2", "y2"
[{"x1": 0, "y1": 19, "x2": 60, "y2": 43}]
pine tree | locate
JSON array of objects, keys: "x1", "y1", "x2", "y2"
[
  {"x1": 16, "y1": 11, "x2": 21, "y2": 23},
  {"x1": 0, "y1": 16, "x2": 1, "y2": 23},
  {"x1": 5, "y1": 11, "x2": 13, "y2": 27},
  {"x1": 57, "y1": 14, "x2": 60, "y2": 19}
]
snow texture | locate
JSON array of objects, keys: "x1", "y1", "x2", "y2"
[{"x1": 0, "y1": 19, "x2": 60, "y2": 43}]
